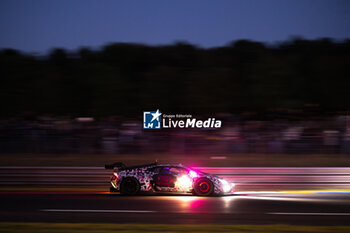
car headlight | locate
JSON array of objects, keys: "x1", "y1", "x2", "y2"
[{"x1": 219, "y1": 179, "x2": 233, "y2": 193}]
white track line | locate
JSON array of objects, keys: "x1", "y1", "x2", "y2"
[
  {"x1": 269, "y1": 212, "x2": 350, "y2": 216},
  {"x1": 41, "y1": 209, "x2": 156, "y2": 213}
]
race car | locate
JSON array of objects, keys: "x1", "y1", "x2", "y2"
[{"x1": 105, "y1": 162, "x2": 235, "y2": 196}]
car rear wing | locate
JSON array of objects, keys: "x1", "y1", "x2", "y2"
[{"x1": 104, "y1": 162, "x2": 126, "y2": 170}]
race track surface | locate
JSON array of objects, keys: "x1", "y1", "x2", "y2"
[{"x1": 1, "y1": 192, "x2": 350, "y2": 225}]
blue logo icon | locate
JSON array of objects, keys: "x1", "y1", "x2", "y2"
[{"x1": 143, "y1": 110, "x2": 162, "y2": 129}]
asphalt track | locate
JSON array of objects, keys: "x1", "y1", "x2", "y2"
[{"x1": 1, "y1": 192, "x2": 350, "y2": 225}]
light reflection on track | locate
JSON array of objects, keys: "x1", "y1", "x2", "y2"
[{"x1": 1, "y1": 191, "x2": 350, "y2": 225}]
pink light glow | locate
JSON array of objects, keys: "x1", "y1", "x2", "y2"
[{"x1": 189, "y1": 170, "x2": 198, "y2": 178}]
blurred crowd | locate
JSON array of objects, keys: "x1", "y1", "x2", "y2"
[{"x1": 1, "y1": 114, "x2": 350, "y2": 155}]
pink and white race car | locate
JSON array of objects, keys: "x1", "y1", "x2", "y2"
[{"x1": 105, "y1": 162, "x2": 235, "y2": 196}]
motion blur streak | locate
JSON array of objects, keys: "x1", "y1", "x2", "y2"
[
  {"x1": 1, "y1": 166, "x2": 350, "y2": 191},
  {"x1": 269, "y1": 212, "x2": 350, "y2": 216},
  {"x1": 235, "y1": 195, "x2": 349, "y2": 203},
  {"x1": 41, "y1": 209, "x2": 156, "y2": 213}
]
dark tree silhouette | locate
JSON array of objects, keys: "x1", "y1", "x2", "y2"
[{"x1": 0, "y1": 39, "x2": 350, "y2": 118}]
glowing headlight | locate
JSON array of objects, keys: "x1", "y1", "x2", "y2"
[
  {"x1": 219, "y1": 179, "x2": 232, "y2": 193},
  {"x1": 188, "y1": 170, "x2": 198, "y2": 178},
  {"x1": 176, "y1": 175, "x2": 192, "y2": 190}
]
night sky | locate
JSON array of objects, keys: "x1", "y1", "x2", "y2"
[{"x1": 0, "y1": 0, "x2": 350, "y2": 53}]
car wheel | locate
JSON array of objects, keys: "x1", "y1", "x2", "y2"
[
  {"x1": 109, "y1": 186, "x2": 119, "y2": 192},
  {"x1": 193, "y1": 178, "x2": 214, "y2": 196},
  {"x1": 120, "y1": 177, "x2": 140, "y2": 195}
]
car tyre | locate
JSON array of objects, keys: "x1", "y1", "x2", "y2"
[
  {"x1": 193, "y1": 178, "x2": 214, "y2": 196},
  {"x1": 120, "y1": 177, "x2": 140, "y2": 195}
]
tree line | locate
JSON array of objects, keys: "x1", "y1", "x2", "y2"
[{"x1": 1, "y1": 38, "x2": 350, "y2": 118}]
